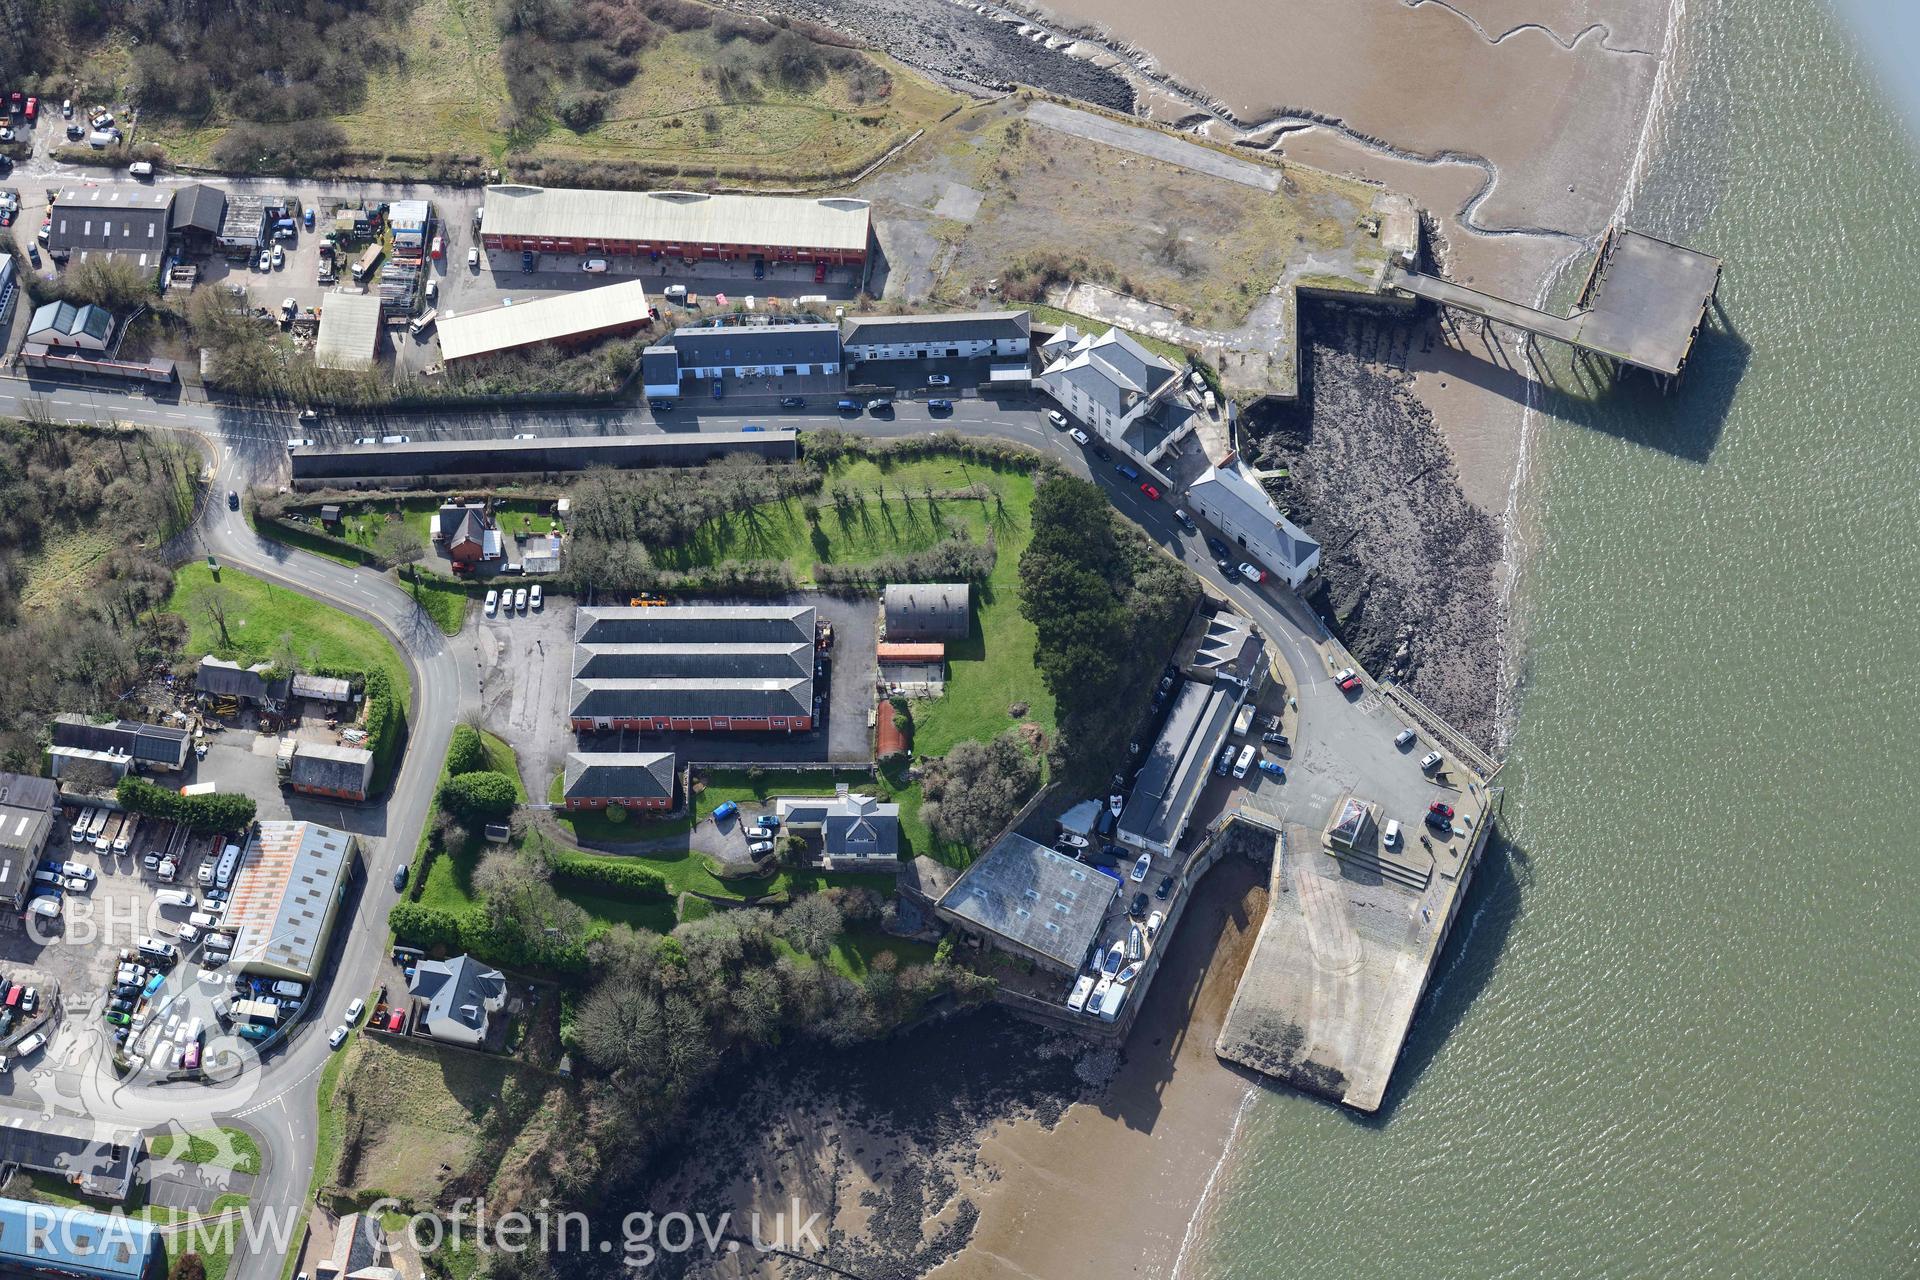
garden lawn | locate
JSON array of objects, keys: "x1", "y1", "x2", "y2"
[
  {"x1": 407, "y1": 573, "x2": 473, "y2": 636},
  {"x1": 148, "y1": 1127, "x2": 262, "y2": 1175}
]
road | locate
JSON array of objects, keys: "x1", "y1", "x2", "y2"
[{"x1": 4, "y1": 367, "x2": 1372, "y2": 1280}]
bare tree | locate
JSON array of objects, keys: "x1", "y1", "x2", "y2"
[
  {"x1": 200, "y1": 585, "x2": 234, "y2": 649},
  {"x1": 376, "y1": 521, "x2": 426, "y2": 593}
]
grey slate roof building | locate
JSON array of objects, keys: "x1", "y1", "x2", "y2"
[
  {"x1": 570, "y1": 678, "x2": 811, "y2": 722},
  {"x1": 49, "y1": 715, "x2": 192, "y2": 771},
  {"x1": 1176, "y1": 608, "x2": 1267, "y2": 685},
  {"x1": 1117, "y1": 678, "x2": 1240, "y2": 856},
  {"x1": 46, "y1": 186, "x2": 172, "y2": 268},
  {"x1": 936, "y1": 832, "x2": 1119, "y2": 974},
  {"x1": 882, "y1": 583, "x2": 971, "y2": 641},
  {"x1": 642, "y1": 345, "x2": 680, "y2": 396},
  {"x1": 1184, "y1": 459, "x2": 1321, "y2": 589},
  {"x1": 573, "y1": 642, "x2": 812, "y2": 682},
  {"x1": 195, "y1": 657, "x2": 291, "y2": 704},
  {"x1": 654, "y1": 321, "x2": 842, "y2": 379},
  {"x1": 576, "y1": 605, "x2": 815, "y2": 647},
  {"x1": 840, "y1": 310, "x2": 1031, "y2": 361},
  {"x1": 775, "y1": 790, "x2": 901, "y2": 861},
  {"x1": 408, "y1": 954, "x2": 508, "y2": 1046},
  {"x1": 563, "y1": 752, "x2": 677, "y2": 804},
  {"x1": 287, "y1": 742, "x2": 375, "y2": 799},
  {"x1": 0, "y1": 770, "x2": 57, "y2": 905},
  {"x1": 169, "y1": 183, "x2": 228, "y2": 239},
  {"x1": 0, "y1": 1113, "x2": 141, "y2": 1201}
]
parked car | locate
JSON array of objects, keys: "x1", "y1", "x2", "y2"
[
  {"x1": 1156, "y1": 875, "x2": 1173, "y2": 900},
  {"x1": 513, "y1": 587, "x2": 528, "y2": 612},
  {"x1": 1048, "y1": 410, "x2": 1069, "y2": 428},
  {"x1": 1069, "y1": 427, "x2": 1090, "y2": 445},
  {"x1": 257, "y1": 249, "x2": 271, "y2": 272},
  {"x1": 1114, "y1": 462, "x2": 1140, "y2": 481},
  {"x1": 1425, "y1": 808, "x2": 1453, "y2": 831},
  {"x1": 1140, "y1": 482, "x2": 1161, "y2": 500},
  {"x1": 329, "y1": 1025, "x2": 349, "y2": 1050},
  {"x1": 530, "y1": 584, "x2": 542, "y2": 610},
  {"x1": 712, "y1": 801, "x2": 739, "y2": 822},
  {"x1": 1257, "y1": 758, "x2": 1285, "y2": 778},
  {"x1": 712, "y1": 377, "x2": 725, "y2": 398},
  {"x1": 1428, "y1": 801, "x2": 1456, "y2": 821},
  {"x1": 1206, "y1": 536, "x2": 1232, "y2": 570},
  {"x1": 927, "y1": 373, "x2": 951, "y2": 385},
  {"x1": 747, "y1": 839, "x2": 774, "y2": 855},
  {"x1": 779, "y1": 396, "x2": 806, "y2": 408},
  {"x1": 1129, "y1": 853, "x2": 1151, "y2": 883},
  {"x1": 271, "y1": 244, "x2": 285, "y2": 269},
  {"x1": 1128, "y1": 892, "x2": 1149, "y2": 918},
  {"x1": 1238, "y1": 562, "x2": 1266, "y2": 583},
  {"x1": 1395, "y1": 728, "x2": 1417, "y2": 749},
  {"x1": 1384, "y1": 819, "x2": 1403, "y2": 848},
  {"x1": 345, "y1": 997, "x2": 365, "y2": 1023},
  {"x1": 866, "y1": 398, "x2": 894, "y2": 412},
  {"x1": 1334, "y1": 667, "x2": 1362, "y2": 693},
  {"x1": 928, "y1": 398, "x2": 953, "y2": 413},
  {"x1": 392, "y1": 866, "x2": 409, "y2": 891},
  {"x1": 1420, "y1": 750, "x2": 1444, "y2": 773},
  {"x1": 431, "y1": 235, "x2": 445, "y2": 260},
  {"x1": 1263, "y1": 732, "x2": 1290, "y2": 750},
  {"x1": 1214, "y1": 746, "x2": 1235, "y2": 777},
  {"x1": 521, "y1": 249, "x2": 536, "y2": 272},
  {"x1": 1145, "y1": 910, "x2": 1164, "y2": 939},
  {"x1": 468, "y1": 247, "x2": 480, "y2": 268},
  {"x1": 1173, "y1": 507, "x2": 1197, "y2": 532}
]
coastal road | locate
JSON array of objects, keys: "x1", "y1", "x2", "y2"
[{"x1": 5, "y1": 368, "x2": 1398, "y2": 1279}]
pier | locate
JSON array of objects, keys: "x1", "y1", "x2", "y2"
[{"x1": 1388, "y1": 226, "x2": 1722, "y2": 381}]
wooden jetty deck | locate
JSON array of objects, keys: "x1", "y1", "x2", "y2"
[{"x1": 1388, "y1": 226, "x2": 1721, "y2": 379}]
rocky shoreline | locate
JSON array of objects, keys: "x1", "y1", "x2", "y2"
[
  {"x1": 1243, "y1": 301, "x2": 1506, "y2": 753},
  {"x1": 740, "y1": 0, "x2": 1136, "y2": 109}
]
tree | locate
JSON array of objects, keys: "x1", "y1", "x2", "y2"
[
  {"x1": 920, "y1": 730, "x2": 1042, "y2": 852},
  {"x1": 438, "y1": 770, "x2": 517, "y2": 823},
  {"x1": 445, "y1": 723, "x2": 487, "y2": 777},
  {"x1": 376, "y1": 521, "x2": 425, "y2": 588},
  {"x1": 200, "y1": 584, "x2": 234, "y2": 649},
  {"x1": 167, "y1": 1252, "x2": 208, "y2": 1280},
  {"x1": 388, "y1": 902, "x2": 464, "y2": 951},
  {"x1": 776, "y1": 892, "x2": 842, "y2": 960}
]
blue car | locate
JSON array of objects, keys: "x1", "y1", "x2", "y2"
[
  {"x1": 741, "y1": 424, "x2": 764, "y2": 432},
  {"x1": 1257, "y1": 759, "x2": 1286, "y2": 779},
  {"x1": 1115, "y1": 462, "x2": 1140, "y2": 481},
  {"x1": 713, "y1": 800, "x2": 739, "y2": 822},
  {"x1": 712, "y1": 378, "x2": 724, "y2": 398},
  {"x1": 928, "y1": 398, "x2": 953, "y2": 412}
]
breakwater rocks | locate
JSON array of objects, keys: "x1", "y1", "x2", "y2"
[{"x1": 740, "y1": 0, "x2": 1136, "y2": 110}]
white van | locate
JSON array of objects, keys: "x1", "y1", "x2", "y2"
[
  {"x1": 271, "y1": 980, "x2": 305, "y2": 1000},
  {"x1": 1232, "y1": 745, "x2": 1256, "y2": 779},
  {"x1": 128, "y1": 161, "x2": 154, "y2": 178},
  {"x1": 154, "y1": 888, "x2": 194, "y2": 910},
  {"x1": 188, "y1": 911, "x2": 218, "y2": 929},
  {"x1": 380, "y1": 435, "x2": 411, "y2": 445},
  {"x1": 136, "y1": 937, "x2": 177, "y2": 962},
  {"x1": 61, "y1": 861, "x2": 95, "y2": 882},
  {"x1": 582, "y1": 258, "x2": 608, "y2": 273},
  {"x1": 1383, "y1": 819, "x2": 1403, "y2": 849},
  {"x1": 664, "y1": 284, "x2": 688, "y2": 300}
]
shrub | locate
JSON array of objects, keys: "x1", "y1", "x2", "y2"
[
  {"x1": 389, "y1": 902, "x2": 465, "y2": 952},
  {"x1": 546, "y1": 852, "x2": 670, "y2": 901},
  {"x1": 439, "y1": 770, "x2": 518, "y2": 823},
  {"x1": 603, "y1": 805, "x2": 628, "y2": 825},
  {"x1": 117, "y1": 776, "x2": 255, "y2": 834},
  {"x1": 445, "y1": 724, "x2": 486, "y2": 777}
]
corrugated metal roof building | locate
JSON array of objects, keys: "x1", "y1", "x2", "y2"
[
  {"x1": 0, "y1": 1196, "x2": 161, "y2": 1278},
  {"x1": 314, "y1": 291, "x2": 385, "y2": 371},
  {"x1": 481, "y1": 184, "x2": 871, "y2": 264},
  {"x1": 46, "y1": 186, "x2": 171, "y2": 270},
  {"x1": 569, "y1": 605, "x2": 817, "y2": 732},
  {"x1": 227, "y1": 820, "x2": 358, "y2": 983},
  {"x1": 883, "y1": 583, "x2": 971, "y2": 641},
  {"x1": 438, "y1": 279, "x2": 653, "y2": 364}
]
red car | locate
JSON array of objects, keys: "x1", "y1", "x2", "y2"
[
  {"x1": 1428, "y1": 801, "x2": 1455, "y2": 820},
  {"x1": 814, "y1": 261, "x2": 827, "y2": 283},
  {"x1": 1139, "y1": 482, "x2": 1161, "y2": 500},
  {"x1": 430, "y1": 234, "x2": 443, "y2": 260},
  {"x1": 24, "y1": 97, "x2": 36, "y2": 123},
  {"x1": 387, "y1": 1009, "x2": 406, "y2": 1033}
]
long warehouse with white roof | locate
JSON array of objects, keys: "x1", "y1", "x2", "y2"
[
  {"x1": 437, "y1": 278, "x2": 655, "y2": 364},
  {"x1": 480, "y1": 185, "x2": 871, "y2": 266}
]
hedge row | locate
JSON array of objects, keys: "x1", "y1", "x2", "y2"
[
  {"x1": 546, "y1": 853, "x2": 671, "y2": 902},
  {"x1": 116, "y1": 775, "x2": 255, "y2": 834}
]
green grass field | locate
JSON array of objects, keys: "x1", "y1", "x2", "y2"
[
  {"x1": 148, "y1": 1127, "x2": 262, "y2": 1175},
  {"x1": 407, "y1": 574, "x2": 473, "y2": 636}
]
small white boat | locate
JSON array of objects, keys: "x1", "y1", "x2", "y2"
[{"x1": 1115, "y1": 961, "x2": 1142, "y2": 985}]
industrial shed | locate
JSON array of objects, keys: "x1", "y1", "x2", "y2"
[
  {"x1": 883, "y1": 583, "x2": 971, "y2": 641},
  {"x1": 481, "y1": 184, "x2": 871, "y2": 264},
  {"x1": 286, "y1": 741, "x2": 375, "y2": 802},
  {"x1": 569, "y1": 605, "x2": 817, "y2": 732},
  {"x1": 438, "y1": 278, "x2": 653, "y2": 364},
  {"x1": 45, "y1": 186, "x2": 171, "y2": 270},
  {"x1": 290, "y1": 430, "x2": 797, "y2": 489},
  {"x1": 314, "y1": 291, "x2": 385, "y2": 371},
  {"x1": 226, "y1": 820, "x2": 358, "y2": 984}
]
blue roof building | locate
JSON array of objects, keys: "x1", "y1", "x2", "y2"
[{"x1": 0, "y1": 1197, "x2": 162, "y2": 1280}]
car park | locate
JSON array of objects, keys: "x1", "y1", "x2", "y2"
[{"x1": 1130, "y1": 853, "x2": 1151, "y2": 882}]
